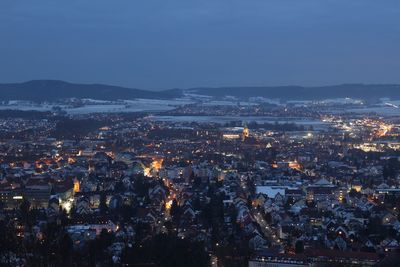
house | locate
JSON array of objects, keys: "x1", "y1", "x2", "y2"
[
  {"x1": 76, "y1": 196, "x2": 91, "y2": 215},
  {"x1": 253, "y1": 193, "x2": 267, "y2": 207},
  {"x1": 380, "y1": 239, "x2": 400, "y2": 253},
  {"x1": 249, "y1": 233, "x2": 267, "y2": 250},
  {"x1": 382, "y1": 212, "x2": 398, "y2": 226}
]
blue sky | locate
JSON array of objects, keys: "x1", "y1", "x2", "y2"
[{"x1": 1, "y1": 0, "x2": 399, "y2": 89}]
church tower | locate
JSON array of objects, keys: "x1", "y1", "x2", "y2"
[{"x1": 242, "y1": 125, "x2": 250, "y2": 141}]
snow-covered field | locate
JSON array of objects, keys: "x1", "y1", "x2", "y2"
[
  {"x1": 0, "y1": 98, "x2": 399, "y2": 116},
  {"x1": 0, "y1": 98, "x2": 194, "y2": 114}
]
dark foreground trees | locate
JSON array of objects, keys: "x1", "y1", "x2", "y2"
[{"x1": 123, "y1": 233, "x2": 209, "y2": 267}]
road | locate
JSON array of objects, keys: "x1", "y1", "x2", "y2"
[{"x1": 253, "y1": 211, "x2": 281, "y2": 247}]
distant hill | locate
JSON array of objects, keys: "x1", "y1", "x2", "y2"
[
  {"x1": 1, "y1": 81, "x2": 399, "y2": 102},
  {"x1": 188, "y1": 84, "x2": 400, "y2": 101},
  {"x1": 0, "y1": 80, "x2": 182, "y2": 101}
]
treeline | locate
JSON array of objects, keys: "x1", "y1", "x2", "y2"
[
  {"x1": 192, "y1": 84, "x2": 400, "y2": 101},
  {"x1": 123, "y1": 233, "x2": 209, "y2": 267},
  {"x1": 51, "y1": 118, "x2": 107, "y2": 139},
  {"x1": 0, "y1": 80, "x2": 182, "y2": 101},
  {"x1": 147, "y1": 128, "x2": 195, "y2": 139},
  {"x1": 0, "y1": 110, "x2": 52, "y2": 119},
  {"x1": 224, "y1": 121, "x2": 314, "y2": 131}
]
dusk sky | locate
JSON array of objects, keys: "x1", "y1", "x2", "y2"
[{"x1": 1, "y1": 0, "x2": 400, "y2": 90}]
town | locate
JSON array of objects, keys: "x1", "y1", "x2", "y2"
[{"x1": 0, "y1": 102, "x2": 399, "y2": 267}]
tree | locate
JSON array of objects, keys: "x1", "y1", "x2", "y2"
[
  {"x1": 0, "y1": 220, "x2": 18, "y2": 266},
  {"x1": 264, "y1": 212, "x2": 272, "y2": 224},
  {"x1": 193, "y1": 175, "x2": 202, "y2": 189},
  {"x1": 349, "y1": 189, "x2": 361, "y2": 198},
  {"x1": 170, "y1": 199, "x2": 180, "y2": 219},
  {"x1": 285, "y1": 196, "x2": 295, "y2": 209},
  {"x1": 123, "y1": 233, "x2": 209, "y2": 267},
  {"x1": 383, "y1": 158, "x2": 400, "y2": 179},
  {"x1": 86, "y1": 229, "x2": 115, "y2": 266},
  {"x1": 19, "y1": 199, "x2": 31, "y2": 225},
  {"x1": 99, "y1": 193, "x2": 108, "y2": 215},
  {"x1": 58, "y1": 233, "x2": 73, "y2": 267},
  {"x1": 295, "y1": 240, "x2": 304, "y2": 254}
]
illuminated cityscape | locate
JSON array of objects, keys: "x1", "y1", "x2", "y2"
[
  {"x1": 0, "y1": 95, "x2": 399, "y2": 266},
  {"x1": 1, "y1": 1, "x2": 400, "y2": 266}
]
